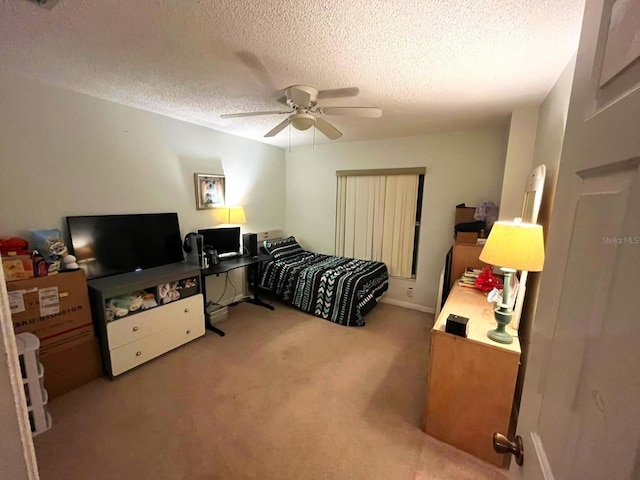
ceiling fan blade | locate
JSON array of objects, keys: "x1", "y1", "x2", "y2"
[
  {"x1": 314, "y1": 117, "x2": 342, "y2": 140},
  {"x1": 317, "y1": 87, "x2": 360, "y2": 99},
  {"x1": 288, "y1": 87, "x2": 311, "y2": 107},
  {"x1": 221, "y1": 110, "x2": 291, "y2": 119},
  {"x1": 320, "y1": 106, "x2": 382, "y2": 118},
  {"x1": 264, "y1": 118, "x2": 291, "y2": 137}
]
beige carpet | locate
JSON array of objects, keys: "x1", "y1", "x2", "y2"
[{"x1": 34, "y1": 301, "x2": 505, "y2": 480}]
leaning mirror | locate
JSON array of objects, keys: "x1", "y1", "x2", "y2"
[{"x1": 511, "y1": 164, "x2": 546, "y2": 331}]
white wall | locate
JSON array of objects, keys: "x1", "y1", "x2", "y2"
[
  {"x1": 0, "y1": 71, "x2": 286, "y2": 304},
  {"x1": 530, "y1": 55, "x2": 577, "y2": 235},
  {"x1": 515, "y1": 55, "x2": 576, "y2": 407},
  {"x1": 285, "y1": 127, "x2": 508, "y2": 311},
  {"x1": 499, "y1": 107, "x2": 539, "y2": 221}
]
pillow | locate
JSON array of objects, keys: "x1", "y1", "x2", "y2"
[{"x1": 263, "y1": 236, "x2": 305, "y2": 259}]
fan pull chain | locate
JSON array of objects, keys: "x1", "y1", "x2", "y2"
[
  {"x1": 313, "y1": 118, "x2": 316, "y2": 150},
  {"x1": 289, "y1": 124, "x2": 292, "y2": 153}
]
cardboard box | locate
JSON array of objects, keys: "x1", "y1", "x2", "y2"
[
  {"x1": 456, "y1": 232, "x2": 479, "y2": 244},
  {"x1": 41, "y1": 336, "x2": 103, "y2": 400},
  {"x1": 2, "y1": 255, "x2": 34, "y2": 281},
  {"x1": 455, "y1": 205, "x2": 476, "y2": 226},
  {"x1": 7, "y1": 269, "x2": 103, "y2": 398},
  {"x1": 7, "y1": 270, "x2": 94, "y2": 356}
]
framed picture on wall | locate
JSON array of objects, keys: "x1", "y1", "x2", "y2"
[{"x1": 194, "y1": 173, "x2": 225, "y2": 210}]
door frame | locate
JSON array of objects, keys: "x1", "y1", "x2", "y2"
[{"x1": 0, "y1": 258, "x2": 40, "y2": 480}]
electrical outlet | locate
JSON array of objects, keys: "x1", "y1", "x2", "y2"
[{"x1": 407, "y1": 287, "x2": 414, "y2": 298}]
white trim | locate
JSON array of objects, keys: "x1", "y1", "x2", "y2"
[
  {"x1": 336, "y1": 167, "x2": 426, "y2": 177},
  {"x1": 531, "y1": 432, "x2": 556, "y2": 480},
  {"x1": 231, "y1": 293, "x2": 246, "y2": 304},
  {"x1": 0, "y1": 257, "x2": 40, "y2": 480},
  {"x1": 379, "y1": 297, "x2": 434, "y2": 313}
]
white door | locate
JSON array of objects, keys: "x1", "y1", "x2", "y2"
[{"x1": 509, "y1": 1, "x2": 640, "y2": 479}]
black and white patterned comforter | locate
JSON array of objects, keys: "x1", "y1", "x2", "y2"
[{"x1": 259, "y1": 251, "x2": 389, "y2": 326}]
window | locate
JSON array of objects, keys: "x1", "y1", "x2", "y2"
[{"x1": 335, "y1": 168, "x2": 425, "y2": 279}]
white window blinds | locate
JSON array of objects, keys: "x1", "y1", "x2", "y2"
[{"x1": 335, "y1": 173, "x2": 420, "y2": 278}]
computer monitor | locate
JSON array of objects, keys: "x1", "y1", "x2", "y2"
[{"x1": 198, "y1": 226, "x2": 241, "y2": 257}]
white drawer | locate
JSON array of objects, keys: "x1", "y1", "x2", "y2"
[
  {"x1": 109, "y1": 311, "x2": 205, "y2": 376},
  {"x1": 106, "y1": 295, "x2": 203, "y2": 350}
]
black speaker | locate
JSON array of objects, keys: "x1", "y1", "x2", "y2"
[
  {"x1": 445, "y1": 313, "x2": 469, "y2": 338},
  {"x1": 243, "y1": 233, "x2": 258, "y2": 258}
]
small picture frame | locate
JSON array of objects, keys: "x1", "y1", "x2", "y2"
[{"x1": 194, "y1": 173, "x2": 225, "y2": 210}]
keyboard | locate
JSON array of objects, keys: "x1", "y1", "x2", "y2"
[{"x1": 218, "y1": 252, "x2": 242, "y2": 260}]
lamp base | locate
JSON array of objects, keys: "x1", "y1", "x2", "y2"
[
  {"x1": 487, "y1": 326, "x2": 514, "y2": 344},
  {"x1": 487, "y1": 267, "x2": 516, "y2": 345}
]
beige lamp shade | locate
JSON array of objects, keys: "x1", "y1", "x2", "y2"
[
  {"x1": 227, "y1": 206, "x2": 246, "y2": 224},
  {"x1": 479, "y1": 220, "x2": 545, "y2": 271}
]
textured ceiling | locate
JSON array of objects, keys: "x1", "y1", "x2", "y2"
[{"x1": 0, "y1": 0, "x2": 585, "y2": 148}]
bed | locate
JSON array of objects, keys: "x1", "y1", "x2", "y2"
[{"x1": 259, "y1": 236, "x2": 389, "y2": 326}]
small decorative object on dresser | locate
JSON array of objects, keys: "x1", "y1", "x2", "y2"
[
  {"x1": 473, "y1": 265, "x2": 502, "y2": 292},
  {"x1": 445, "y1": 313, "x2": 469, "y2": 337}
]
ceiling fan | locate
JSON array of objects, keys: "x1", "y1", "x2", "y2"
[{"x1": 221, "y1": 85, "x2": 382, "y2": 140}]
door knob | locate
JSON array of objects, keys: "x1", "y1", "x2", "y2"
[{"x1": 493, "y1": 432, "x2": 524, "y2": 466}]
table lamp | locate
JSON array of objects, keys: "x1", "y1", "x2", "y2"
[
  {"x1": 226, "y1": 206, "x2": 246, "y2": 225},
  {"x1": 479, "y1": 218, "x2": 545, "y2": 344}
]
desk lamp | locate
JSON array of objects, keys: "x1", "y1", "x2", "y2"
[{"x1": 479, "y1": 219, "x2": 545, "y2": 344}]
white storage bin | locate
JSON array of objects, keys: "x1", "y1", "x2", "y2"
[
  {"x1": 207, "y1": 304, "x2": 229, "y2": 326},
  {"x1": 16, "y1": 332, "x2": 51, "y2": 436}
]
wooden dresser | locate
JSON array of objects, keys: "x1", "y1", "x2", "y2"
[{"x1": 424, "y1": 284, "x2": 520, "y2": 467}]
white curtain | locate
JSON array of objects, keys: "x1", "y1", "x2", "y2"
[{"x1": 335, "y1": 174, "x2": 419, "y2": 278}]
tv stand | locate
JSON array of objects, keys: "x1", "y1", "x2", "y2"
[{"x1": 88, "y1": 263, "x2": 205, "y2": 378}]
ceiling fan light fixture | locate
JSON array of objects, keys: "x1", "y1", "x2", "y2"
[
  {"x1": 221, "y1": 85, "x2": 379, "y2": 141},
  {"x1": 289, "y1": 113, "x2": 316, "y2": 131}
]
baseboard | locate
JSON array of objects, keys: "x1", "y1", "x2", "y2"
[
  {"x1": 229, "y1": 293, "x2": 245, "y2": 305},
  {"x1": 379, "y1": 297, "x2": 435, "y2": 314}
]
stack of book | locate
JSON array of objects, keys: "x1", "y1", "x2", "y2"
[{"x1": 458, "y1": 268, "x2": 483, "y2": 288}]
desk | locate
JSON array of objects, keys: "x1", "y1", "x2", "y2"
[
  {"x1": 200, "y1": 252, "x2": 274, "y2": 336},
  {"x1": 424, "y1": 284, "x2": 520, "y2": 467}
]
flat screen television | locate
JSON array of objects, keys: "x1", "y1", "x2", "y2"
[
  {"x1": 198, "y1": 227, "x2": 241, "y2": 257},
  {"x1": 66, "y1": 213, "x2": 184, "y2": 280}
]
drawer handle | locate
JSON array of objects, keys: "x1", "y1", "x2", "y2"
[
  {"x1": 186, "y1": 329, "x2": 191, "y2": 335},
  {"x1": 136, "y1": 351, "x2": 142, "y2": 357},
  {"x1": 184, "y1": 308, "x2": 189, "y2": 313},
  {"x1": 132, "y1": 326, "x2": 139, "y2": 332}
]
